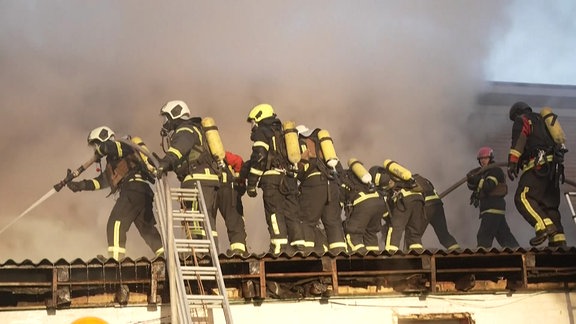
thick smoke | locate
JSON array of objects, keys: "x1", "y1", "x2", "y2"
[{"x1": 0, "y1": 1, "x2": 515, "y2": 261}]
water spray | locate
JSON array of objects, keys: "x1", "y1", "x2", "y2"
[{"x1": 0, "y1": 155, "x2": 98, "y2": 235}]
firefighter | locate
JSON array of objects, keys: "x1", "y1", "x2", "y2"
[
  {"x1": 295, "y1": 125, "x2": 347, "y2": 254},
  {"x1": 219, "y1": 151, "x2": 249, "y2": 255},
  {"x1": 244, "y1": 103, "x2": 304, "y2": 254},
  {"x1": 467, "y1": 147, "x2": 519, "y2": 249},
  {"x1": 155, "y1": 100, "x2": 223, "y2": 250},
  {"x1": 339, "y1": 160, "x2": 388, "y2": 254},
  {"x1": 508, "y1": 101, "x2": 567, "y2": 247},
  {"x1": 413, "y1": 174, "x2": 460, "y2": 251},
  {"x1": 67, "y1": 126, "x2": 164, "y2": 260},
  {"x1": 371, "y1": 162, "x2": 428, "y2": 252}
]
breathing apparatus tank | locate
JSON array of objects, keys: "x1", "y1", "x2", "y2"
[
  {"x1": 348, "y1": 158, "x2": 372, "y2": 184},
  {"x1": 540, "y1": 106, "x2": 567, "y2": 151},
  {"x1": 201, "y1": 117, "x2": 226, "y2": 165},
  {"x1": 318, "y1": 129, "x2": 339, "y2": 168},
  {"x1": 130, "y1": 136, "x2": 156, "y2": 174},
  {"x1": 283, "y1": 121, "x2": 302, "y2": 166},
  {"x1": 383, "y1": 159, "x2": 412, "y2": 182}
]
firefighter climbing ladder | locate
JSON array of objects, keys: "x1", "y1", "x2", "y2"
[{"x1": 155, "y1": 178, "x2": 233, "y2": 324}]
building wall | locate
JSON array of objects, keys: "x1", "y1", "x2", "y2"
[{"x1": 3, "y1": 291, "x2": 575, "y2": 324}]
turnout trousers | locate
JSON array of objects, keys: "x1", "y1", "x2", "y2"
[
  {"x1": 425, "y1": 203, "x2": 459, "y2": 250},
  {"x1": 477, "y1": 211, "x2": 519, "y2": 248},
  {"x1": 513, "y1": 169, "x2": 565, "y2": 245},
  {"x1": 107, "y1": 180, "x2": 163, "y2": 260},
  {"x1": 299, "y1": 175, "x2": 346, "y2": 253},
  {"x1": 260, "y1": 174, "x2": 304, "y2": 253},
  {"x1": 216, "y1": 183, "x2": 248, "y2": 252},
  {"x1": 343, "y1": 195, "x2": 387, "y2": 253},
  {"x1": 385, "y1": 196, "x2": 427, "y2": 251}
]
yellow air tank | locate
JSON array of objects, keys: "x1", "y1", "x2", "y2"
[
  {"x1": 540, "y1": 107, "x2": 567, "y2": 148},
  {"x1": 348, "y1": 158, "x2": 372, "y2": 184},
  {"x1": 318, "y1": 129, "x2": 339, "y2": 168},
  {"x1": 383, "y1": 159, "x2": 412, "y2": 181},
  {"x1": 130, "y1": 136, "x2": 155, "y2": 173},
  {"x1": 201, "y1": 117, "x2": 226, "y2": 164},
  {"x1": 283, "y1": 121, "x2": 302, "y2": 165}
]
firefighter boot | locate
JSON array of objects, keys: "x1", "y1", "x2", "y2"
[
  {"x1": 529, "y1": 223, "x2": 558, "y2": 246},
  {"x1": 548, "y1": 232, "x2": 567, "y2": 248},
  {"x1": 529, "y1": 230, "x2": 547, "y2": 246}
]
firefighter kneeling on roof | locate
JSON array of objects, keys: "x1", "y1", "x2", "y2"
[
  {"x1": 339, "y1": 158, "x2": 388, "y2": 254},
  {"x1": 67, "y1": 126, "x2": 164, "y2": 260},
  {"x1": 371, "y1": 160, "x2": 428, "y2": 253}
]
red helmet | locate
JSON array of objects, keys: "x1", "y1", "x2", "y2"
[{"x1": 477, "y1": 146, "x2": 494, "y2": 161}]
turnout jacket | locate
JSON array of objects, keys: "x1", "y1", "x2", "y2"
[
  {"x1": 467, "y1": 163, "x2": 507, "y2": 215},
  {"x1": 246, "y1": 117, "x2": 293, "y2": 187},
  {"x1": 82, "y1": 139, "x2": 149, "y2": 193},
  {"x1": 161, "y1": 118, "x2": 221, "y2": 183}
]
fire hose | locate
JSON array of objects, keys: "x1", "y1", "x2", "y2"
[{"x1": 439, "y1": 162, "x2": 507, "y2": 199}]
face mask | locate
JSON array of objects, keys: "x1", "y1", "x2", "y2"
[{"x1": 161, "y1": 115, "x2": 174, "y2": 135}]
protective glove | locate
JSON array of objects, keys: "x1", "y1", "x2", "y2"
[
  {"x1": 67, "y1": 181, "x2": 87, "y2": 192},
  {"x1": 246, "y1": 185, "x2": 258, "y2": 198},
  {"x1": 155, "y1": 160, "x2": 170, "y2": 179},
  {"x1": 367, "y1": 183, "x2": 376, "y2": 193},
  {"x1": 466, "y1": 168, "x2": 481, "y2": 185},
  {"x1": 235, "y1": 181, "x2": 247, "y2": 197},
  {"x1": 469, "y1": 191, "x2": 480, "y2": 208},
  {"x1": 507, "y1": 162, "x2": 518, "y2": 181},
  {"x1": 554, "y1": 149, "x2": 565, "y2": 164}
]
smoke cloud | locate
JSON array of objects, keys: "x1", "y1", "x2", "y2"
[{"x1": 0, "y1": 1, "x2": 520, "y2": 261}]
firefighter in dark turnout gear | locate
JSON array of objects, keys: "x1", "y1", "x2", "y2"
[
  {"x1": 467, "y1": 147, "x2": 519, "y2": 248},
  {"x1": 67, "y1": 126, "x2": 164, "y2": 260},
  {"x1": 156, "y1": 100, "x2": 223, "y2": 250},
  {"x1": 338, "y1": 161, "x2": 388, "y2": 254},
  {"x1": 371, "y1": 162, "x2": 428, "y2": 252},
  {"x1": 219, "y1": 151, "x2": 248, "y2": 254},
  {"x1": 245, "y1": 104, "x2": 304, "y2": 254},
  {"x1": 413, "y1": 174, "x2": 460, "y2": 251},
  {"x1": 508, "y1": 101, "x2": 567, "y2": 247},
  {"x1": 296, "y1": 125, "x2": 347, "y2": 254}
]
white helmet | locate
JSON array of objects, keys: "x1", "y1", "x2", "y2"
[
  {"x1": 295, "y1": 124, "x2": 314, "y2": 137},
  {"x1": 160, "y1": 100, "x2": 191, "y2": 120},
  {"x1": 87, "y1": 126, "x2": 115, "y2": 144}
]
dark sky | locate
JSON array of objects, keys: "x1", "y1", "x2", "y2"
[{"x1": 3, "y1": 1, "x2": 556, "y2": 261}]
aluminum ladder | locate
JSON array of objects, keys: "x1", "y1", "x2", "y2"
[
  {"x1": 155, "y1": 179, "x2": 233, "y2": 324},
  {"x1": 565, "y1": 192, "x2": 576, "y2": 225}
]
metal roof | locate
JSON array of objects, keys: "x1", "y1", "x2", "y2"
[{"x1": 2, "y1": 247, "x2": 576, "y2": 313}]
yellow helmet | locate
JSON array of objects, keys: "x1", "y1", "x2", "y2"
[{"x1": 247, "y1": 103, "x2": 275, "y2": 123}]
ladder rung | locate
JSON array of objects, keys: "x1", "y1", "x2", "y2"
[
  {"x1": 183, "y1": 275, "x2": 218, "y2": 281},
  {"x1": 172, "y1": 212, "x2": 206, "y2": 222},
  {"x1": 170, "y1": 188, "x2": 200, "y2": 194},
  {"x1": 178, "y1": 249, "x2": 210, "y2": 255},
  {"x1": 181, "y1": 266, "x2": 218, "y2": 276},
  {"x1": 187, "y1": 294, "x2": 224, "y2": 304},
  {"x1": 170, "y1": 193, "x2": 199, "y2": 197},
  {"x1": 174, "y1": 238, "x2": 212, "y2": 248},
  {"x1": 175, "y1": 240, "x2": 212, "y2": 254}
]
